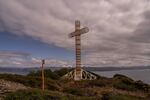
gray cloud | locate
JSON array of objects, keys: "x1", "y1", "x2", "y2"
[
  {"x1": 0, "y1": 51, "x2": 30, "y2": 58},
  {"x1": 0, "y1": 0, "x2": 150, "y2": 67},
  {"x1": 129, "y1": 10, "x2": 150, "y2": 43}
]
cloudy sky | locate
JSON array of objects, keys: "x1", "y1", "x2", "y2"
[{"x1": 0, "y1": 0, "x2": 150, "y2": 67}]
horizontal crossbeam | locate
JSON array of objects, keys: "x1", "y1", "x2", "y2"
[{"x1": 69, "y1": 27, "x2": 89, "y2": 38}]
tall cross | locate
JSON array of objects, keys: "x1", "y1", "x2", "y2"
[{"x1": 69, "y1": 20, "x2": 89, "y2": 80}]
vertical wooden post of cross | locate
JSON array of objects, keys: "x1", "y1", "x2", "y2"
[
  {"x1": 75, "y1": 21, "x2": 82, "y2": 80},
  {"x1": 41, "y1": 59, "x2": 45, "y2": 91},
  {"x1": 69, "y1": 20, "x2": 89, "y2": 80}
]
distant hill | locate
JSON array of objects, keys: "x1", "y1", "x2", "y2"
[
  {"x1": 0, "y1": 66, "x2": 150, "y2": 75},
  {"x1": 0, "y1": 67, "x2": 62, "y2": 75},
  {"x1": 83, "y1": 66, "x2": 150, "y2": 71}
]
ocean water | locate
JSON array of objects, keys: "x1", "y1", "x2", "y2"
[{"x1": 93, "y1": 69, "x2": 150, "y2": 84}]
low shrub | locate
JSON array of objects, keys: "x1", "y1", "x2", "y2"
[
  {"x1": 54, "y1": 68, "x2": 73, "y2": 77},
  {"x1": 0, "y1": 74, "x2": 60, "y2": 90},
  {"x1": 113, "y1": 74, "x2": 150, "y2": 92},
  {"x1": 4, "y1": 89, "x2": 99, "y2": 100},
  {"x1": 89, "y1": 78, "x2": 112, "y2": 87},
  {"x1": 113, "y1": 74, "x2": 138, "y2": 91},
  {"x1": 28, "y1": 69, "x2": 60, "y2": 80},
  {"x1": 4, "y1": 89, "x2": 67, "y2": 100},
  {"x1": 63, "y1": 87, "x2": 84, "y2": 96},
  {"x1": 101, "y1": 93, "x2": 146, "y2": 100}
]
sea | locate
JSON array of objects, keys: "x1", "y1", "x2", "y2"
[{"x1": 93, "y1": 69, "x2": 150, "y2": 84}]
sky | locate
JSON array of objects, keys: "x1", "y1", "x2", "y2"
[{"x1": 0, "y1": 0, "x2": 150, "y2": 67}]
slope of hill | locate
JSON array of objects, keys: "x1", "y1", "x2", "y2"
[
  {"x1": 0, "y1": 79, "x2": 27, "y2": 99},
  {"x1": 0, "y1": 68, "x2": 149, "y2": 100}
]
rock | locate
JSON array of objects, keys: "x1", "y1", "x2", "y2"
[{"x1": 0, "y1": 79, "x2": 27, "y2": 98}]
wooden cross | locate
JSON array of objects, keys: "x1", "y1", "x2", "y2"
[{"x1": 69, "y1": 20, "x2": 89, "y2": 80}]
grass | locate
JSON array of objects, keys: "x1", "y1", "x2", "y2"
[
  {"x1": 101, "y1": 93, "x2": 147, "y2": 100},
  {"x1": 113, "y1": 74, "x2": 150, "y2": 92},
  {"x1": 0, "y1": 73, "x2": 60, "y2": 91},
  {"x1": 4, "y1": 89, "x2": 100, "y2": 100}
]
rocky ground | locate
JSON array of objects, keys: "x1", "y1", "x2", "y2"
[{"x1": 0, "y1": 79, "x2": 27, "y2": 99}]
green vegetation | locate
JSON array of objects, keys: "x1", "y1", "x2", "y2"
[
  {"x1": 101, "y1": 93, "x2": 147, "y2": 100},
  {"x1": 113, "y1": 74, "x2": 150, "y2": 92},
  {"x1": 63, "y1": 87, "x2": 84, "y2": 96},
  {"x1": 4, "y1": 89, "x2": 69, "y2": 100},
  {"x1": 0, "y1": 74, "x2": 59, "y2": 90},
  {"x1": 28, "y1": 68, "x2": 72, "y2": 80},
  {"x1": 4, "y1": 89, "x2": 100, "y2": 100},
  {"x1": 0, "y1": 68, "x2": 150, "y2": 100},
  {"x1": 4, "y1": 89, "x2": 149, "y2": 100}
]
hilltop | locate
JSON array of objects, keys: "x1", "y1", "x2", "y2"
[{"x1": 0, "y1": 68, "x2": 150, "y2": 100}]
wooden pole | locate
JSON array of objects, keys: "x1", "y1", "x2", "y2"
[{"x1": 41, "y1": 59, "x2": 45, "y2": 91}]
